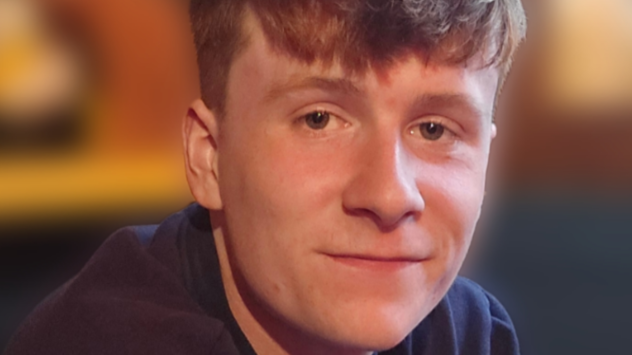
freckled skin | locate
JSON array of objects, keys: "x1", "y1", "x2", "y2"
[{"x1": 185, "y1": 13, "x2": 499, "y2": 355}]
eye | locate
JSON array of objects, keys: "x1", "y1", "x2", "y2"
[
  {"x1": 304, "y1": 111, "x2": 330, "y2": 130},
  {"x1": 413, "y1": 122, "x2": 446, "y2": 141}
]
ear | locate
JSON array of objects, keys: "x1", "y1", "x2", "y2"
[
  {"x1": 490, "y1": 123, "x2": 497, "y2": 140},
  {"x1": 183, "y1": 99, "x2": 223, "y2": 210}
]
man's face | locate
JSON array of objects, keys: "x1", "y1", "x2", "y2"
[{"x1": 204, "y1": 17, "x2": 499, "y2": 353}]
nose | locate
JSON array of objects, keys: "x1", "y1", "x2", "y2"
[{"x1": 342, "y1": 133, "x2": 425, "y2": 229}]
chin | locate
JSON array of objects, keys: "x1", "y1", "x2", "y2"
[
  {"x1": 331, "y1": 325, "x2": 412, "y2": 353},
  {"x1": 354, "y1": 332, "x2": 410, "y2": 352},
  {"x1": 316, "y1": 301, "x2": 427, "y2": 353}
]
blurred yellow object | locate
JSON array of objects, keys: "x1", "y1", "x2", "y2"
[
  {"x1": 0, "y1": 0, "x2": 85, "y2": 121},
  {"x1": 539, "y1": 0, "x2": 632, "y2": 112},
  {"x1": 0, "y1": 0, "x2": 196, "y2": 225},
  {"x1": 0, "y1": 34, "x2": 39, "y2": 87},
  {"x1": 0, "y1": 153, "x2": 192, "y2": 224}
]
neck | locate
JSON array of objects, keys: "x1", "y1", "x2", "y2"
[{"x1": 212, "y1": 225, "x2": 374, "y2": 355}]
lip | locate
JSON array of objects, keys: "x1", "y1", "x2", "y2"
[{"x1": 325, "y1": 254, "x2": 424, "y2": 272}]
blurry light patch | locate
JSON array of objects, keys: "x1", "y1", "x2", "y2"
[
  {"x1": 0, "y1": 0, "x2": 89, "y2": 151},
  {"x1": 538, "y1": 0, "x2": 632, "y2": 114}
]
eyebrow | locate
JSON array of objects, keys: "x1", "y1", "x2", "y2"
[
  {"x1": 264, "y1": 76, "x2": 363, "y2": 102},
  {"x1": 264, "y1": 77, "x2": 490, "y2": 121},
  {"x1": 409, "y1": 93, "x2": 488, "y2": 121}
]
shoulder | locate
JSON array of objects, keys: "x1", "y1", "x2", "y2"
[
  {"x1": 446, "y1": 277, "x2": 519, "y2": 344},
  {"x1": 4, "y1": 226, "x2": 236, "y2": 355},
  {"x1": 445, "y1": 277, "x2": 514, "y2": 324},
  {"x1": 406, "y1": 277, "x2": 520, "y2": 355}
]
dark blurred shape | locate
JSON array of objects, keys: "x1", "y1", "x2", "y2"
[
  {"x1": 0, "y1": 108, "x2": 82, "y2": 152},
  {"x1": 472, "y1": 191, "x2": 632, "y2": 355},
  {"x1": 0, "y1": 204, "x2": 188, "y2": 350}
]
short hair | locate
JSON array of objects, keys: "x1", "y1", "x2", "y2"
[{"x1": 190, "y1": 0, "x2": 527, "y2": 116}]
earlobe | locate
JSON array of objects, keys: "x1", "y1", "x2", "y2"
[{"x1": 183, "y1": 99, "x2": 223, "y2": 210}]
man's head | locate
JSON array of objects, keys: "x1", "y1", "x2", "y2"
[
  {"x1": 184, "y1": 1, "x2": 525, "y2": 354},
  {"x1": 190, "y1": 0, "x2": 526, "y2": 116}
]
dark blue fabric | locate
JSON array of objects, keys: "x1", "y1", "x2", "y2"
[
  {"x1": 132, "y1": 225, "x2": 158, "y2": 247},
  {"x1": 5, "y1": 204, "x2": 519, "y2": 355}
]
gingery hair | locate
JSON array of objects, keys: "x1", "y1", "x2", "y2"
[{"x1": 190, "y1": 0, "x2": 527, "y2": 116}]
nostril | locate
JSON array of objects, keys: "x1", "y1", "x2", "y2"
[
  {"x1": 341, "y1": 169, "x2": 425, "y2": 228},
  {"x1": 343, "y1": 196, "x2": 424, "y2": 231}
]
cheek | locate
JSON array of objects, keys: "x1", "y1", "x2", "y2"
[
  {"x1": 216, "y1": 128, "x2": 364, "y2": 322},
  {"x1": 216, "y1": 124, "x2": 356, "y2": 268},
  {"x1": 419, "y1": 159, "x2": 487, "y2": 275},
  {"x1": 224, "y1": 130, "x2": 355, "y2": 218}
]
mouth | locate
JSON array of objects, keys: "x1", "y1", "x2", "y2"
[{"x1": 324, "y1": 254, "x2": 425, "y2": 272}]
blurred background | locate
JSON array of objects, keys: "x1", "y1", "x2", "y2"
[{"x1": 1, "y1": 0, "x2": 631, "y2": 353}]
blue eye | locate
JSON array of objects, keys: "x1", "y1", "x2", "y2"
[
  {"x1": 419, "y1": 122, "x2": 445, "y2": 140},
  {"x1": 304, "y1": 111, "x2": 330, "y2": 130}
]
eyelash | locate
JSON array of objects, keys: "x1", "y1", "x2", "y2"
[
  {"x1": 296, "y1": 109, "x2": 349, "y2": 133},
  {"x1": 407, "y1": 117, "x2": 457, "y2": 142}
]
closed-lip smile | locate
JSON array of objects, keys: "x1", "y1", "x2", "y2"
[{"x1": 324, "y1": 253, "x2": 425, "y2": 272}]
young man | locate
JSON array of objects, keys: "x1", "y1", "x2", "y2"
[{"x1": 6, "y1": 0, "x2": 526, "y2": 354}]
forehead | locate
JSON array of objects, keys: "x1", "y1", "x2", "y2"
[{"x1": 225, "y1": 11, "x2": 500, "y2": 114}]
